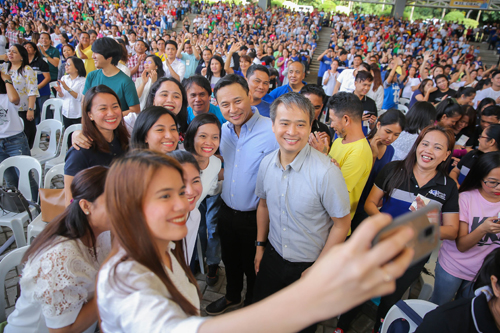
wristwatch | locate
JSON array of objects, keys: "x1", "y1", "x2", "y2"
[
  {"x1": 4, "y1": 79, "x2": 13, "y2": 85},
  {"x1": 255, "y1": 241, "x2": 267, "y2": 247},
  {"x1": 68, "y1": 88, "x2": 73, "y2": 93},
  {"x1": 28, "y1": 107, "x2": 34, "y2": 112}
]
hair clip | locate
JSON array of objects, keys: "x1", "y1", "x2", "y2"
[{"x1": 70, "y1": 199, "x2": 74, "y2": 203}]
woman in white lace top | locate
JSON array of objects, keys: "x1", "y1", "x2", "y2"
[
  {"x1": 6, "y1": 166, "x2": 111, "y2": 333},
  {"x1": 97, "y1": 150, "x2": 416, "y2": 333}
]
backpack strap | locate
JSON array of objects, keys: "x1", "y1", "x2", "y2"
[{"x1": 395, "y1": 300, "x2": 423, "y2": 326}]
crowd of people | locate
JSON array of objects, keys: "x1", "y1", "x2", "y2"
[{"x1": 0, "y1": 0, "x2": 500, "y2": 332}]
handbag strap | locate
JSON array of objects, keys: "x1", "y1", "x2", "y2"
[{"x1": 395, "y1": 300, "x2": 423, "y2": 326}]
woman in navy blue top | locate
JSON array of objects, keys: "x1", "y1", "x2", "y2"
[
  {"x1": 365, "y1": 125, "x2": 460, "y2": 332},
  {"x1": 351, "y1": 109, "x2": 406, "y2": 232}
]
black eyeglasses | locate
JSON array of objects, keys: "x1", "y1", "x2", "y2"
[{"x1": 483, "y1": 180, "x2": 500, "y2": 188}]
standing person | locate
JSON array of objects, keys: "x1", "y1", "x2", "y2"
[
  {"x1": 195, "y1": 48, "x2": 212, "y2": 75},
  {"x1": 38, "y1": 32, "x2": 60, "y2": 83},
  {"x1": 382, "y1": 57, "x2": 406, "y2": 111},
  {"x1": 364, "y1": 125, "x2": 459, "y2": 332},
  {"x1": 205, "y1": 74, "x2": 278, "y2": 315},
  {"x1": 322, "y1": 59, "x2": 339, "y2": 97},
  {"x1": 253, "y1": 93, "x2": 351, "y2": 333},
  {"x1": 184, "y1": 113, "x2": 223, "y2": 286},
  {"x1": 54, "y1": 56, "x2": 86, "y2": 129},
  {"x1": 23, "y1": 41, "x2": 50, "y2": 124},
  {"x1": 402, "y1": 66, "x2": 421, "y2": 100},
  {"x1": 0, "y1": 23, "x2": 7, "y2": 56},
  {"x1": 127, "y1": 39, "x2": 149, "y2": 82},
  {"x1": 246, "y1": 65, "x2": 271, "y2": 117},
  {"x1": 3, "y1": 44, "x2": 38, "y2": 148},
  {"x1": 163, "y1": 40, "x2": 186, "y2": 82},
  {"x1": 367, "y1": 64, "x2": 384, "y2": 111},
  {"x1": 301, "y1": 84, "x2": 332, "y2": 149},
  {"x1": 177, "y1": 38, "x2": 200, "y2": 79},
  {"x1": 328, "y1": 92, "x2": 373, "y2": 220},
  {"x1": 183, "y1": 75, "x2": 226, "y2": 125},
  {"x1": 83, "y1": 37, "x2": 140, "y2": 114},
  {"x1": 316, "y1": 47, "x2": 334, "y2": 86},
  {"x1": 268, "y1": 61, "x2": 306, "y2": 101},
  {"x1": 430, "y1": 152, "x2": 500, "y2": 306},
  {"x1": 353, "y1": 71, "x2": 378, "y2": 135},
  {"x1": 76, "y1": 32, "x2": 96, "y2": 76},
  {"x1": 473, "y1": 70, "x2": 500, "y2": 108}
]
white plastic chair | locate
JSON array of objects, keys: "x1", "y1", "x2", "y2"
[
  {"x1": 0, "y1": 245, "x2": 29, "y2": 322},
  {"x1": 396, "y1": 104, "x2": 409, "y2": 114},
  {"x1": 45, "y1": 124, "x2": 81, "y2": 171},
  {"x1": 0, "y1": 156, "x2": 42, "y2": 248},
  {"x1": 31, "y1": 119, "x2": 62, "y2": 164},
  {"x1": 381, "y1": 300, "x2": 438, "y2": 333},
  {"x1": 27, "y1": 163, "x2": 65, "y2": 244},
  {"x1": 418, "y1": 243, "x2": 441, "y2": 300},
  {"x1": 40, "y1": 98, "x2": 64, "y2": 123},
  {"x1": 399, "y1": 97, "x2": 410, "y2": 106}
]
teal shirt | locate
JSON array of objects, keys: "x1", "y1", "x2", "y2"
[
  {"x1": 83, "y1": 69, "x2": 140, "y2": 112},
  {"x1": 187, "y1": 103, "x2": 226, "y2": 125},
  {"x1": 181, "y1": 52, "x2": 198, "y2": 79},
  {"x1": 44, "y1": 46, "x2": 60, "y2": 81}
]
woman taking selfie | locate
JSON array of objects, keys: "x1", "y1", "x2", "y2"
[
  {"x1": 97, "y1": 150, "x2": 414, "y2": 333},
  {"x1": 64, "y1": 85, "x2": 129, "y2": 205},
  {"x1": 364, "y1": 125, "x2": 460, "y2": 331},
  {"x1": 6, "y1": 166, "x2": 111, "y2": 333}
]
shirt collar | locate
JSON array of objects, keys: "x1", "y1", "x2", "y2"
[
  {"x1": 411, "y1": 170, "x2": 447, "y2": 188},
  {"x1": 274, "y1": 144, "x2": 310, "y2": 172},
  {"x1": 227, "y1": 106, "x2": 260, "y2": 133},
  {"x1": 472, "y1": 293, "x2": 499, "y2": 333}
]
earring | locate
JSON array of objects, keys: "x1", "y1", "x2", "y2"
[{"x1": 85, "y1": 211, "x2": 90, "y2": 215}]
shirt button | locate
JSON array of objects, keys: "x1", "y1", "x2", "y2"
[
  {"x1": 282, "y1": 211, "x2": 285, "y2": 214},
  {"x1": 282, "y1": 194, "x2": 284, "y2": 196},
  {"x1": 235, "y1": 164, "x2": 237, "y2": 167},
  {"x1": 237, "y1": 149, "x2": 240, "y2": 152},
  {"x1": 283, "y1": 228, "x2": 286, "y2": 231},
  {"x1": 231, "y1": 194, "x2": 234, "y2": 197},
  {"x1": 233, "y1": 180, "x2": 235, "y2": 182},
  {"x1": 284, "y1": 176, "x2": 287, "y2": 179},
  {"x1": 284, "y1": 245, "x2": 288, "y2": 248}
]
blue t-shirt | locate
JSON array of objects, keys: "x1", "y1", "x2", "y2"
[
  {"x1": 318, "y1": 55, "x2": 332, "y2": 77},
  {"x1": 254, "y1": 100, "x2": 271, "y2": 118},
  {"x1": 382, "y1": 81, "x2": 401, "y2": 110},
  {"x1": 187, "y1": 103, "x2": 227, "y2": 125}
]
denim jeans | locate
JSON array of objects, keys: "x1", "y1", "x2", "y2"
[
  {"x1": 429, "y1": 260, "x2": 474, "y2": 306},
  {"x1": 198, "y1": 194, "x2": 222, "y2": 266},
  {"x1": 0, "y1": 132, "x2": 38, "y2": 201}
]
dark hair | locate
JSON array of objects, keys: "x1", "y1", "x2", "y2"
[
  {"x1": 358, "y1": 62, "x2": 371, "y2": 72},
  {"x1": 300, "y1": 84, "x2": 327, "y2": 103},
  {"x1": 456, "y1": 86, "x2": 476, "y2": 99},
  {"x1": 184, "y1": 113, "x2": 221, "y2": 155},
  {"x1": 206, "y1": 55, "x2": 226, "y2": 82},
  {"x1": 355, "y1": 70, "x2": 374, "y2": 83},
  {"x1": 60, "y1": 32, "x2": 70, "y2": 44},
  {"x1": 370, "y1": 63, "x2": 383, "y2": 92},
  {"x1": 460, "y1": 151, "x2": 500, "y2": 193},
  {"x1": 168, "y1": 150, "x2": 201, "y2": 173},
  {"x1": 145, "y1": 77, "x2": 189, "y2": 133},
  {"x1": 483, "y1": 124, "x2": 500, "y2": 151},
  {"x1": 491, "y1": 70, "x2": 500, "y2": 80},
  {"x1": 382, "y1": 126, "x2": 455, "y2": 200},
  {"x1": 475, "y1": 79, "x2": 491, "y2": 91},
  {"x1": 136, "y1": 39, "x2": 150, "y2": 52},
  {"x1": 62, "y1": 44, "x2": 75, "y2": 58},
  {"x1": 418, "y1": 78, "x2": 433, "y2": 95},
  {"x1": 246, "y1": 64, "x2": 269, "y2": 80},
  {"x1": 214, "y1": 74, "x2": 249, "y2": 100},
  {"x1": 165, "y1": 39, "x2": 178, "y2": 50},
  {"x1": 91, "y1": 37, "x2": 122, "y2": 66},
  {"x1": 23, "y1": 166, "x2": 108, "y2": 263},
  {"x1": 473, "y1": 248, "x2": 500, "y2": 294},
  {"x1": 483, "y1": 105, "x2": 500, "y2": 120},
  {"x1": 116, "y1": 39, "x2": 129, "y2": 63},
  {"x1": 82, "y1": 85, "x2": 129, "y2": 153},
  {"x1": 436, "y1": 98, "x2": 464, "y2": 122},
  {"x1": 326, "y1": 92, "x2": 363, "y2": 121},
  {"x1": 367, "y1": 109, "x2": 406, "y2": 140},
  {"x1": 106, "y1": 150, "x2": 200, "y2": 316},
  {"x1": 478, "y1": 98, "x2": 496, "y2": 113},
  {"x1": 183, "y1": 75, "x2": 212, "y2": 96},
  {"x1": 22, "y1": 41, "x2": 42, "y2": 60},
  {"x1": 145, "y1": 54, "x2": 166, "y2": 78},
  {"x1": 131, "y1": 106, "x2": 179, "y2": 150},
  {"x1": 404, "y1": 102, "x2": 436, "y2": 134},
  {"x1": 270, "y1": 92, "x2": 315, "y2": 124},
  {"x1": 67, "y1": 56, "x2": 87, "y2": 77}
]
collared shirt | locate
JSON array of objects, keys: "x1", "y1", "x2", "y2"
[
  {"x1": 127, "y1": 54, "x2": 145, "y2": 82},
  {"x1": 59, "y1": 75, "x2": 86, "y2": 119},
  {"x1": 337, "y1": 68, "x2": 356, "y2": 93},
  {"x1": 163, "y1": 58, "x2": 186, "y2": 82},
  {"x1": 180, "y1": 52, "x2": 198, "y2": 79},
  {"x1": 267, "y1": 81, "x2": 308, "y2": 102},
  {"x1": 220, "y1": 107, "x2": 278, "y2": 212},
  {"x1": 5, "y1": 29, "x2": 18, "y2": 46},
  {"x1": 256, "y1": 144, "x2": 350, "y2": 262}
]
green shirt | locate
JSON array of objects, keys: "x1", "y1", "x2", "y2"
[
  {"x1": 83, "y1": 69, "x2": 140, "y2": 111},
  {"x1": 43, "y1": 46, "x2": 60, "y2": 81}
]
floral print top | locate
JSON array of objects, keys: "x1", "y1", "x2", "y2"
[{"x1": 1, "y1": 63, "x2": 39, "y2": 112}]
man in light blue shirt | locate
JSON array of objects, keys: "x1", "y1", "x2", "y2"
[
  {"x1": 183, "y1": 75, "x2": 226, "y2": 125},
  {"x1": 252, "y1": 93, "x2": 350, "y2": 332},
  {"x1": 176, "y1": 39, "x2": 200, "y2": 79},
  {"x1": 205, "y1": 74, "x2": 278, "y2": 316}
]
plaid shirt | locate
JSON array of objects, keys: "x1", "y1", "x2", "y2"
[
  {"x1": 127, "y1": 54, "x2": 145, "y2": 82},
  {"x1": 5, "y1": 29, "x2": 18, "y2": 46}
]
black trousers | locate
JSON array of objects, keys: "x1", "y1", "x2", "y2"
[
  {"x1": 18, "y1": 111, "x2": 36, "y2": 149},
  {"x1": 253, "y1": 244, "x2": 316, "y2": 333},
  {"x1": 219, "y1": 201, "x2": 257, "y2": 305},
  {"x1": 317, "y1": 76, "x2": 323, "y2": 86}
]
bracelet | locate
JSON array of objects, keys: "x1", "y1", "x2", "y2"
[{"x1": 4, "y1": 79, "x2": 13, "y2": 85}]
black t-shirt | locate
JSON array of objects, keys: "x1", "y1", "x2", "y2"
[
  {"x1": 456, "y1": 149, "x2": 483, "y2": 184},
  {"x1": 361, "y1": 95, "x2": 378, "y2": 117},
  {"x1": 194, "y1": 60, "x2": 206, "y2": 75},
  {"x1": 415, "y1": 293, "x2": 500, "y2": 333},
  {"x1": 429, "y1": 88, "x2": 457, "y2": 104},
  {"x1": 312, "y1": 119, "x2": 332, "y2": 146},
  {"x1": 64, "y1": 136, "x2": 125, "y2": 176},
  {"x1": 466, "y1": 126, "x2": 482, "y2": 149}
]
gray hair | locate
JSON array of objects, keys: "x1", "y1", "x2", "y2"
[
  {"x1": 288, "y1": 60, "x2": 306, "y2": 73},
  {"x1": 270, "y1": 92, "x2": 315, "y2": 125}
]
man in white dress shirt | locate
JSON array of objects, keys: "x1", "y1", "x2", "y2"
[{"x1": 163, "y1": 40, "x2": 186, "y2": 82}]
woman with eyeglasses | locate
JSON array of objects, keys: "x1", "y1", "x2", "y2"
[
  {"x1": 429, "y1": 152, "x2": 500, "y2": 306},
  {"x1": 54, "y1": 56, "x2": 86, "y2": 129}
]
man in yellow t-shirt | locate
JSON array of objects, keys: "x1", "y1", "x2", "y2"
[
  {"x1": 328, "y1": 92, "x2": 373, "y2": 221},
  {"x1": 76, "y1": 32, "x2": 96, "y2": 76}
]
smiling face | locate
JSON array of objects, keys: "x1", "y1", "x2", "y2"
[
  {"x1": 415, "y1": 130, "x2": 451, "y2": 171},
  {"x1": 439, "y1": 113, "x2": 462, "y2": 128},
  {"x1": 153, "y1": 80, "x2": 183, "y2": 115},
  {"x1": 144, "y1": 56, "x2": 158, "y2": 72},
  {"x1": 217, "y1": 82, "x2": 253, "y2": 128},
  {"x1": 436, "y1": 77, "x2": 449, "y2": 91},
  {"x1": 62, "y1": 45, "x2": 75, "y2": 59},
  {"x1": 186, "y1": 83, "x2": 210, "y2": 115},
  {"x1": 143, "y1": 166, "x2": 190, "y2": 245},
  {"x1": 210, "y1": 58, "x2": 222, "y2": 75},
  {"x1": 194, "y1": 123, "x2": 220, "y2": 158},
  {"x1": 88, "y1": 93, "x2": 123, "y2": 136},
  {"x1": 303, "y1": 93, "x2": 323, "y2": 120},
  {"x1": 354, "y1": 79, "x2": 372, "y2": 97},
  {"x1": 166, "y1": 43, "x2": 177, "y2": 59},
  {"x1": 248, "y1": 70, "x2": 270, "y2": 100},
  {"x1": 288, "y1": 61, "x2": 305, "y2": 85},
  {"x1": 65, "y1": 58, "x2": 77, "y2": 75},
  {"x1": 145, "y1": 113, "x2": 179, "y2": 154},
  {"x1": 272, "y1": 103, "x2": 310, "y2": 158},
  {"x1": 92, "y1": 52, "x2": 110, "y2": 69},
  {"x1": 181, "y1": 163, "x2": 202, "y2": 211}
]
